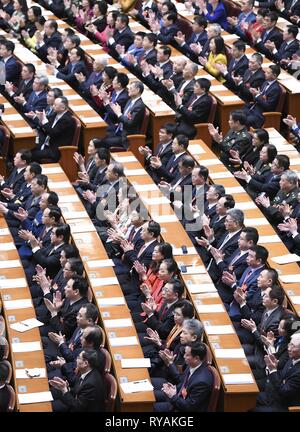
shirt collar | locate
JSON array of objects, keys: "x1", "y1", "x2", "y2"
[
  {"x1": 80, "y1": 369, "x2": 92, "y2": 381},
  {"x1": 189, "y1": 362, "x2": 202, "y2": 376}
]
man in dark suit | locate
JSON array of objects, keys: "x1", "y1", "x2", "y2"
[
  {"x1": 151, "y1": 12, "x2": 179, "y2": 44},
  {"x1": 107, "y1": 13, "x2": 134, "y2": 57},
  {"x1": 277, "y1": 195, "x2": 300, "y2": 254},
  {"x1": 227, "y1": 0, "x2": 256, "y2": 38},
  {"x1": 0, "y1": 362, "x2": 11, "y2": 412},
  {"x1": 140, "y1": 45, "x2": 173, "y2": 92},
  {"x1": 115, "y1": 31, "x2": 145, "y2": 68},
  {"x1": 264, "y1": 25, "x2": 299, "y2": 63},
  {"x1": 31, "y1": 96, "x2": 75, "y2": 163},
  {"x1": 75, "y1": 148, "x2": 109, "y2": 195},
  {"x1": 102, "y1": 72, "x2": 129, "y2": 132},
  {"x1": 47, "y1": 47, "x2": 87, "y2": 89},
  {"x1": 275, "y1": 0, "x2": 300, "y2": 19},
  {"x1": 253, "y1": 11, "x2": 283, "y2": 56},
  {"x1": 136, "y1": 279, "x2": 185, "y2": 340},
  {"x1": 243, "y1": 64, "x2": 281, "y2": 128},
  {"x1": 0, "y1": 148, "x2": 31, "y2": 197},
  {"x1": 207, "y1": 194, "x2": 235, "y2": 244},
  {"x1": 245, "y1": 154, "x2": 290, "y2": 200},
  {"x1": 215, "y1": 40, "x2": 249, "y2": 90},
  {"x1": 198, "y1": 208, "x2": 244, "y2": 282},
  {"x1": 154, "y1": 342, "x2": 213, "y2": 412},
  {"x1": 5, "y1": 63, "x2": 35, "y2": 102},
  {"x1": 175, "y1": 78, "x2": 212, "y2": 139},
  {"x1": 253, "y1": 332, "x2": 300, "y2": 411},
  {"x1": 228, "y1": 53, "x2": 266, "y2": 103},
  {"x1": 35, "y1": 19, "x2": 62, "y2": 62},
  {"x1": 130, "y1": 0, "x2": 158, "y2": 25},
  {"x1": 94, "y1": 80, "x2": 146, "y2": 150},
  {"x1": 50, "y1": 349, "x2": 106, "y2": 412},
  {"x1": 174, "y1": 16, "x2": 208, "y2": 63},
  {"x1": 14, "y1": 74, "x2": 48, "y2": 120},
  {"x1": 149, "y1": 134, "x2": 189, "y2": 184},
  {"x1": 215, "y1": 227, "x2": 259, "y2": 304},
  {"x1": 160, "y1": 155, "x2": 194, "y2": 203},
  {"x1": 0, "y1": 39, "x2": 21, "y2": 87},
  {"x1": 75, "y1": 55, "x2": 106, "y2": 105},
  {"x1": 139, "y1": 123, "x2": 174, "y2": 183},
  {"x1": 132, "y1": 32, "x2": 158, "y2": 74}
]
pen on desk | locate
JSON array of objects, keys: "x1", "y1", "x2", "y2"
[{"x1": 21, "y1": 321, "x2": 29, "y2": 326}]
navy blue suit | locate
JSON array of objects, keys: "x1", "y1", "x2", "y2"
[
  {"x1": 0, "y1": 167, "x2": 25, "y2": 196},
  {"x1": 22, "y1": 90, "x2": 47, "y2": 114},
  {"x1": 3, "y1": 56, "x2": 21, "y2": 86},
  {"x1": 180, "y1": 31, "x2": 208, "y2": 62},
  {"x1": 57, "y1": 61, "x2": 87, "y2": 88},
  {"x1": 157, "y1": 24, "x2": 179, "y2": 44}
]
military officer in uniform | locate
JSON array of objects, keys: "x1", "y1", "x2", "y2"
[
  {"x1": 208, "y1": 110, "x2": 251, "y2": 166},
  {"x1": 256, "y1": 170, "x2": 299, "y2": 225}
]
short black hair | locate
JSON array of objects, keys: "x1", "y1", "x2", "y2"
[
  {"x1": 55, "y1": 224, "x2": 71, "y2": 243},
  {"x1": 164, "y1": 12, "x2": 178, "y2": 23},
  {"x1": 175, "y1": 300, "x2": 195, "y2": 319},
  {"x1": 266, "y1": 268, "x2": 279, "y2": 284},
  {"x1": 176, "y1": 134, "x2": 189, "y2": 149},
  {"x1": 287, "y1": 25, "x2": 299, "y2": 38},
  {"x1": 144, "y1": 33, "x2": 157, "y2": 47},
  {"x1": 62, "y1": 244, "x2": 79, "y2": 259},
  {"x1": 95, "y1": 0, "x2": 108, "y2": 16},
  {"x1": 250, "y1": 245, "x2": 269, "y2": 264},
  {"x1": 49, "y1": 87, "x2": 63, "y2": 99},
  {"x1": 230, "y1": 110, "x2": 247, "y2": 126},
  {"x1": 117, "y1": 13, "x2": 129, "y2": 26},
  {"x1": 254, "y1": 128, "x2": 269, "y2": 144},
  {"x1": 47, "y1": 206, "x2": 62, "y2": 223},
  {"x1": 168, "y1": 278, "x2": 184, "y2": 299},
  {"x1": 24, "y1": 63, "x2": 36, "y2": 74},
  {"x1": 47, "y1": 19, "x2": 58, "y2": 31},
  {"x1": 67, "y1": 34, "x2": 81, "y2": 47},
  {"x1": 194, "y1": 15, "x2": 207, "y2": 28},
  {"x1": 81, "y1": 349, "x2": 98, "y2": 368},
  {"x1": 84, "y1": 327, "x2": 103, "y2": 348},
  {"x1": 242, "y1": 227, "x2": 259, "y2": 244},
  {"x1": 161, "y1": 123, "x2": 174, "y2": 137},
  {"x1": 267, "y1": 11, "x2": 279, "y2": 23},
  {"x1": 264, "y1": 144, "x2": 277, "y2": 163},
  {"x1": 19, "y1": 149, "x2": 32, "y2": 164},
  {"x1": 147, "y1": 220, "x2": 161, "y2": 238},
  {"x1": 181, "y1": 155, "x2": 195, "y2": 169},
  {"x1": 96, "y1": 148, "x2": 110, "y2": 164},
  {"x1": 104, "y1": 66, "x2": 117, "y2": 81},
  {"x1": 223, "y1": 194, "x2": 235, "y2": 209},
  {"x1": 233, "y1": 40, "x2": 246, "y2": 52},
  {"x1": 197, "y1": 165, "x2": 209, "y2": 181},
  {"x1": 269, "y1": 285, "x2": 285, "y2": 306},
  {"x1": 47, "y1": 191, "x2": 59, "y2": 206},
  {"x1": 158, "y1": 45, "x2": 171, "y2": 57},
  {"x1": 34, "y1": 173, "x2": 48, "y2": 189},
  {"x1": 30, "y1": 5, "x2": 42, "y2": 17},
  {"x1": 269, "y1": 64, "x2": 281, "y2": 78},
  {"x1": 115, "y1": 72, "x2": 129, "y2": 88},
  {"x1": 82, "y1": 303, "x2": 99, "y2": 324},
  {"x1": 72, "y1": 275, "x2": 88, "y2": 297},
  {"x1": 196, "y1": 77, "x2": 211, "y2": 92},
  {"x1": 186, "y1": 341, "x2": 207, "y2": 361},
  {"x1": 275, "y1": 155, "x2": 290, "y2": 171},
  {"x1": 67, "y1": 258, "x2": 84, "y2": 276},
  {"x1": 0, "y1": 40, "x2": 15, "y2": 53},
  {"x1": 29, "y1": 162, "x2": 42, "y2": 176}
]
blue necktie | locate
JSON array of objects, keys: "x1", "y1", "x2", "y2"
[{"x1": 115, "y1": 100, "x2": 134, "y2": 134}]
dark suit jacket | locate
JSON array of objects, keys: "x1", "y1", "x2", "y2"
[
  {"x1": 22, "y1": 90, "x2": 47, "y2": 114},
  {"x1": 3, "y1": 56, "x2": 21, "y2": 86},
  {"x1": 104, "y1": 89, "x2": 129, "y2": 126},
  {"x1": 146, "y1": 299, "x2": 180, "y2": 339},
  {"x1": 109, "y1": 27, "x2": 134, "y2": 55},
  {"x1": 256, "y1": 27, "x2": 283, "y2": 56},
  {"x1": 157, "y1": 24, "x2": 179, "y2": 44},
  {"x1": 224, "y1": 55, "x2": 249, "y2": 90},
  {"x1": 176, "y1": 92, "x2": 212, "y2": 139},
  {"x1": 12, "y1": 77, "x2": 34, "y2": 100},
  {"x1": 117, "y1": 97, "x2": 146, "y2": 136},
  {"x1": 32, "y1": 243, "x2": 65, "y2": 279},
  {"x1": 155, "y1": 152, "x2": 187, "y2": 183},
  {"x1": 231, "y1": 68, "x2": 266, "y2": 103},
  {"x1": 37, "y1": 31, "x2": 62, "y2": 61},
  {"x1": 0, "y1": 167, "x2": 25, "y2": 194},
  {"x1": 169, "y1": 363, "x2": 213, "y2": 412},
  {"x1": 180, "y1": 31, "x2": 208, "y2": 62},
  {"x1": 79, "y1": 71, "x2": 103, "y2": 100},
  {"x1": 123, "y1": 239, "x2": 160, "y2": 270},
  {"x1": 60, "y1": 369, "x2": 105, "y2": 412},
  {"x1": 49, "y1": 296, "x2": 88, "y2": 340},
  {"x1": 247, "y1": 171, "x2": 281, "y2": 200},
  {"x1": 57, "y1": 61, "x2": 87, "y2": 88},
  {"x1": 272, "y1": 39, "x2": 299, "y2": 62}
]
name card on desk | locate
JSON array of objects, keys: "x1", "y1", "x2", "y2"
[
  {"x1": 214, "y1": 348, "x2": 246, "y2": 359},
  {"x1": 280, "y1": 274, "x2": 300, "y2": 283},
  {"x1": 187, "y1": 284, "x2": 217, "y2": 294},
  {"x1": 209, "y1": 171, "x2": 234, "y2": 180},
  {"x1": 63, "y1": 211, "x2": 88, "y2": 219},
  {"x1": 244, "y1": 218, "x2": 268, "y2": 226},
  {"x1": 271, "y1": 254, "x2": 300, "y2": 264},
  {"x1": 97, "y1": 297, "x2": 125, "y2": 307},
  {"x1": 104, "y1": 318, "x2": 133, "y2": 328},
  {"x1": 15, "y1": 368, "x2": 46, "y2": 379},
  {"x1": 0, "y1": 228, "x2": 10, "y2": 236},
  {"x1": 47, "y1": 181, "x2": 71, "y2": 189},
  {"x1": 124, "y1": 169, "x2": 147, "y2": 176},
  {"x1": 258, "y1": 235, "x2": 280, "y2": 244},
  {"x1": 4, "y1": 299, "x2": 33, "y2": 310},
  {"x1": 196, "y1": 304, "x2": 225, "y2": 313},
  {"x1": 18, "y1": 392, "x2": 53, "y2": 404},
  {"x1": 0, "y1": 278, "x2": 27, "y2": 289},
  {"x1": 42, "y1": 167, "x2": 63, "y2": 174},
  {"x1": 133, "y1": 183, "x2": 158, "y2": 192},
  {"x1": 0, "y1": 260, "x2": 21, "y2": 269},
  {"x1": 205, "y1": 325, "x2": 235, "y2": 335},
  {"x1": 225, "y1": 186, "x2": 245, "y2": 194},
  {"x1": 87, "y1": 259, "x2": 115, "y2": 268},
  {"x1": 113, "y1": 155, "x2": 136, "y2": 163},
  {"x1": 0, "y1": 242, "x2": 15, "y2": 251},
  {"x1": 121, "y1": 358, "x2": 151, "y2": 368},
  {"x1": 237, "y1": 201, "x2": 257, "y2": 210},
  {"x1": 120, "y1": 379, "x2": 153, "y2": 393},
  {"x1": 59, "y1": 195, "x2": 80, "y2": 203},
  {"x1": 153, "y1": 214, "x2": 178, "y2": 223},
  {"x1": 109, "y1": 336, "x2": 139, "y2": 347},
  {"x1": 185, "y1": 266, "x2": 206, "y2": 274},
  {"x1": 91, "y1": 277, "x2": 119, "y2": 287},
  {"x1": 12, "y1": 341, "x2": 42, "y2": 353},
  {"x1": 200, "y1": 159, "x2": 223, "y2": 166},
  {"x1": 223, "y1": 374, "x2": 254, "y2": 385},
  {"x1": 144, "y1": 196, "x2": 170, "y2": 205}
]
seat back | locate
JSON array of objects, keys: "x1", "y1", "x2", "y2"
[
  {"x1": 0, "y1": 336, "x2": 9, "y2": 359},
  {"x1": 207, "y1": 365, "x2": 221, "y2": 412},
  {"x1": 0, "y1": 125, "x2": 10, "y2": 177},
  {"x1": 140, "y1": 108, "x2": 150, "y2": 135},
  {"x1": 177, "y1": 18, "x2": 193, "y2": 40},
  {"x1": 263, "y1": 84, "x2": 286, "y2": 129},
  {"x1": 5, "y1": 385, "x2": 16, "y2": 412},
  {"x1": 1, "y1": 360, "x2": 12, "y2": 383},
  {"x1": 57, "y1": 146, "x2": 78, "y2": 183},
  {"x1": 99, "y1": 326, "x2": 106, "y2": 348},
  {"x1": 194, "y1": 94, "x2": 217, "y2": 146},
  {"x1": 0, "y1": 315, "x2": 5, "y2": 336},
  {"x1": 99, "y1": 347, "x2": 112, "y2": 373},
  {"x1": 70, "y1": 115, "x2": 82, "y2": 148},
  {"x1": 203, "y1": 342, "x2": 213, "y2": 365},
  {"x1": 103, "y1": 373, "x2": 118, "y2": 412}
]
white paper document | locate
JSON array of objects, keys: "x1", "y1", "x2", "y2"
[
  {"x1": 258, "y1": 235, "x2": 280, "y2": 244},
  {"x1": 113, "y1": 155, "x2": 136, "y2": 163},
  {"x1": 220, "y1": 95, "x2": 241, "y2": 102},
  {"x1": 188, "y1": 144, "x2": 206, "y2": 154},
  {"x1": 187, "y1": 284, "x2": 217, "y2": 293},
  {"x1": 11, "y1": 127, "x2": 33, "y2": 134},
  {"x1": 0, "y1": 228, "x2": 10, "y2": 235},
  {"x1": 124, "y1": 169, "x2": 146, "y2": 176},
  {"x1": 244, "y1": 218, "x2": 268, "y2": 226},
  {"x1": 10, "y1": 318, "x2": 44, "y2": 332},
  {"x1": 184, "y1": 266, "x2": 206, "y2": 274},
  {"x1": 42, "y1": 167, "x2": 63, "y2": 174},
  {"x1": 223, "y1": 373, "x2": 254, "y2": 385},
  {"x1": 271, "y1": 254, "x2": 300, "y2": 264},
  {"x1": 18, "y1": 391, "x2": 54, "y2": 404},
  {"x1": 288, "y1": 158, "x2": 300, "y2": 166},
  {"x1": 133, "y1": 183, "x2": 159, "y2": 192},
  {"x1": 153, "y1": 214, "x2": 178, "y2": 223},
  {"x1": 109, "y1": 336, "x2": 139, "y2": 347},
  {"x1": 4, "y1": 299, "x2": 33, "y2": 310},
  {"x1": 120, "y1": 379, "x2": 153, "y2": 394},
  {"x1": 200, "y1": 159, "x2": 222, "y2": 166},
  {"x1": 121, "y1": 358, "x2": 151, "y2": 368},
  {"x1": 237, "y1": 201, "x2": 257, "y2": 210},
  {"x1": 63, "y1": 211, "x2": 88, "y2": 219},
  {"x1": 70, "y1": 223, "x2": 96, "y2": 233},
  {"x1": 280, "y1": 275, "x2": 300, "y2": 283},
  {"x1": 104, "y1": 318, "x2": 133, "y2": 328},
  {"x1": 144, "y1": 196, "x2": 170, "y2": 205},
  {"x1": 209, "y1": 85, "x2": 227, "y2": 92},
  {"x1": 3, "y1": 114, "x2": 23, "y2": 121},
  {"x1": 0, "y1": 278, "x2": 27, "y2": 289},
  {"x1": 47, "y1": 181, "x2": 71, "y2": 189},
  {"x1": 97, "y1": 297, "x2": 125, "y2": 307},
  {"x1": 91, "y1": 277, "x2": 119, "y2": 287},
  {"x1": 15, "y1": 368, "x2": 46, "y2": 379},
  {"x1": 225, "y1": 186, "x2": 245, "y2": 194},
  {"x1": 290, "y1": 296, "x2": 300, "y2": 305},
  {"x1": 214, "y1": 348, "x2": 246, "y2": 359},
  {"x1": 0, "y1": 242, "x2": 15, "y2": 251},
  {"x1": 196, "y1": 304, "x2": 225, "y2": 313},
  {"x1": 12, "y1": 341, "x2": 42, "y2": 353},
  {"x1": 87, "y1": 259, "x2": 115, "y2": 268},
  {"x1": 59, "y1": 195, "x2": 80, "y2": 203},
  {"x1": 205, "y1": 325, "x2": 235, "y2": 335},
  {"x1": 0, "y1": 260, "x2": 21, "y2": 269},
  {"x1": 209, "y1": 171, "x2": 234, "y2": 180}
]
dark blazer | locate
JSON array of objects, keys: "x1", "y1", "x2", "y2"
[
  {"x1": 272, "y1": 39, "x2": 299, "y2": 62},
  {"x1": 58, "y1": 327, "x2": 83, "y2": 362},
  {"x1": 22, "y1": 90, "x2": 47, "y2": 113},
  {"x1": 117, "y1": 97, "x2": 146, "y2": 136},
  {"x1": 247, "y1": 171, "x2": 281, "y2": 200},
  {"x1": 245, "y1": 81, "x2": 281, "y2": 126},
  {"x1": 60, "y1": 369, "x2": 105, "y2": 412},
  {"x1": 140, "y1": 48, "x2": 157, "y2": 66},
  {"x1": 12, "y1": 77, "x2": 34, "y2": 100},
  {"x1": 31, "y1": 243, "x2": 65, "y2": 279},
  {"x1": 37, "y1": 31, "x2": 62, "y2": 61},
  {"x1": 49, "y1": 296, "x2": 88, "y2": 340},
  {"x1": 57, "y1": 61, "x2": 87, "y2": 88},
  {"x1": 0, "y1": 167, "x2": 25, "y2": 194},
  {"x1": 169, "y1": 363, "x2": 213, "y2": 412},
  {"x1": 231, "y1": 68, "x2": 266, "y2": 103},
  {"x1": 180, "y1": 31, "x2": 208, "y2": 62},
  {"x1": 104, "y1": 89, "x2": 129, "y2": 127},
  {"x1": 123, "y1": 239, "x2": 160, "y2": 270},
  {"x1": 157, "y1": 24, "x2": 179, "y2": 44},
  {"x1": 145, "y1": 141, "x2": 173, "y2": 183},
  {"x1": 210, "y1": 214, "x2": 226, "y2": 243},
  {"x1": 3, "y1": 56, "x2": 21, "y2": 86},
  {"x1": 108, "y1": 26, "x2": 134, "y2": 55},
  {"x1": 176, "y1": 92, "x2": 212, "y2": 139},
  {"x1": 155, "y1": 152, "x2": 187, "y2": 183},
  {"x1": 79, "y1": 71, "x2": 103, "y2": 100},
  {"x1": 224, "y1": 55, "x2": 249, "y2": 90},
  {"x1": 256, "y1": 27, "x2": 283, "y2": 56},
  {"x1": 6, "y1": 182, "x2": 32, "y2": 211},
  {"x1": 146, "y1": 299, "x2": 180, "y2": 339}
]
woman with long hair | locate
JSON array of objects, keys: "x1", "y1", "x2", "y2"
[{"x1": 199, "y1": 36, "x2": 227, "y2": 83}]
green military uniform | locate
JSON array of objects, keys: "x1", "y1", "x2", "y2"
[
  {"x1": 218, "y1": 127, "x2": 252, "y2": 166},
  {"x1": 265, "y1": 187, "x2": 299, "y2": 224}
]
